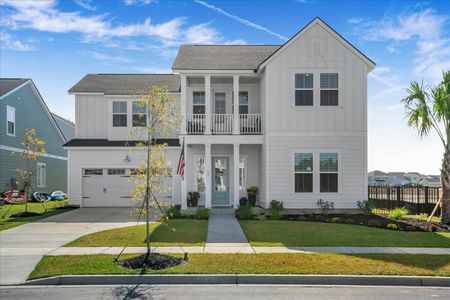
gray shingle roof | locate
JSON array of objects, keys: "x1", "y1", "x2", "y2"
[
  {"x1": 172, "y1": 45, "x2": 281, "y2": 70},
  {"x1": 0, "y1": 78, "x2": 30, "y2": 97},
  {"x1": 68, "y1": 74, "x2": 180, "y2": 94}
]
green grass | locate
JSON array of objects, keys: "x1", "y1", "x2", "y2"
[
  {"x1": 0, "y1": 201, "x2": 74, "y2": 231},
  {"x1": 67, "y1": 219, "x2": 208, "y2": 247},
  {"x1": 28, "y1": 253, "x2": 450, "y2": 279},
  {"x1": 240, "y1": 220, "x2": 450, "y2": 247}
]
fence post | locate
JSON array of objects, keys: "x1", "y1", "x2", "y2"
[
  {"x1": 424, "y1": 186, "x2": 429, "y2": 214},
  {"x1": 396, "y1": 186, "x2": 401, "y2": 208}
]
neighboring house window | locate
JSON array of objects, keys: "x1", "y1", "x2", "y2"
[
  {"x1": 37, "y1": 162, "x2": 46, "y2": 188},
  {"x1": 108, "y1": 169, "x2": 126, "y2": 175},
  {"x1": 320, "y1": 73, "x2": 339, "y2": 106},
  {"x1": 295, "y1": 73, "x2": 313, "y2": 106},
  {"x1": 193, "y1": 92, "x2": 205, "y2": 114},
  {"x1": 6, "y1": 106, "x2": 15, "y2": 136},
  {"x1": 132, "y1": 102, "x2": 147, "y2": 127},
  {"x1": 214, "y1": 92, "x2": 226, "y2": 114},
  {"x1": 239, "y1": 157, "x2": 246, "y2": 192},
  {"x1": 196, "y1": 157, "x2": 205, "y2": 192},
  {"x1": 112, "y1": 101, "x2": 127, "y2": 127},
  {"x1": 294, "y1": 153, "x2": 313, "y2": 192},
  {"x1": 320, "y1": 153, "x2": 338, "y2": 192}
]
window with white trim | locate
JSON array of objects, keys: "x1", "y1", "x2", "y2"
[
  {"x1": 84, "y1": 169, "x2": 103, "y2": 175},
  {"x1": 196, "y1": 157, "x2": 205, "y2": 192},
  {"x1": 320, "y1": 73, "x2": 339, "y2": 106},
  {"x1": 132, "y1": 101, "x2": 147, "y2": 127},
  {"x1": 320, "y1": 153, "x2": 338, "y2": 192},
  {"x1": 112, "y1": 101, "x2": 127, "y2": 127},
  {"x1": 239, "y1": 92, "x2": 249, "y2": 114},
  {"x1": 193, "y1": 92, "x2": 205, "y2": 114},
  {"x1": 294, "y1": 73, "x2": 313, "y2": 106},
  {"x1": 37, "y1": 162, "x2": 46, "y2": 188},
  {"x1": 6, "y1": 106, "x2": 15, "y2": 136},
  {"x1": 294, "y1": 153, "x2": 313, "y2": 193},
  {"x1": 108, "y1": 169, "x2": 126, "y2": 175}
]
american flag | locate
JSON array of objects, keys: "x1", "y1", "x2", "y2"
[{"x1": 176, "y1": 139, "x2": 185, "y2": 179}]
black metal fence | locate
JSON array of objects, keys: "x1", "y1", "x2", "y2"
[{"x1": 368, "y1": 185, "x2": 441, "y2": 215}]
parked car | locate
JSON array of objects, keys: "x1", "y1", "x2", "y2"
[{"x1": 51, "y1": 191, "x2": 66, "y2": 200}]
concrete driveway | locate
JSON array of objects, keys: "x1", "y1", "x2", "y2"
[{"x1": 0, "y1": 208, "x2": 147, "y2": 285}]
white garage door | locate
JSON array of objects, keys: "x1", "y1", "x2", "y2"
[{"x1": 82, "y1": 168, "x2": 173, "y2": 207}]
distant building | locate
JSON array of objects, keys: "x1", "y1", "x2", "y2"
[
  {"x1": 420, "y1": 175, "x2": 441, "y2": 188},
  {"x1": 52, "y1": 113, "x2": 75, "y2": 141},
  {"x1": 368, "y1": 170, "x2": 440, "y2": 187}
]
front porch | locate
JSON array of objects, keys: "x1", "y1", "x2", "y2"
[{"x1": 180, "y1": 142, "x2": 262, "y2": 209}]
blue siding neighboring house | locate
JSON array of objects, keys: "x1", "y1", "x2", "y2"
[{"x1": 0, "y1": 78, "x2": 69, "y2": 194}]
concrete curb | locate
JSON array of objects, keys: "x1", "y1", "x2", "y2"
[{"x1": 24, "y1": 274, "x2": 450, "y2": 287}]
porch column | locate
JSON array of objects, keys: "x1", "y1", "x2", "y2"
[
  {"x1": 233, "y1": 75, "x2": 240, "y2": 134},
  {"x1": 204, "y1": 75, "x2": 211, "y2": 135},
  {"x1": 205, "y1": 143, "x2": 212, "y2": 209},
  {"x1": 181, "y1": 143, "x2": 188, "y2": 209},
  {"x1": 233, "y1": 143, "x2": 240, "y2": 209},
  {"x1": 180, "y1": 74, "x2": 187, "y2": 135}
]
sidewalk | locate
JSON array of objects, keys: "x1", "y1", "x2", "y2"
[{"x1": 2, "y1": 246, "x2": 449, "y2": 256}]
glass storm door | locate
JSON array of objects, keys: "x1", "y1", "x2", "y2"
[{"x1": 212, "y1": 157, "x2": 229, "y2": 205}]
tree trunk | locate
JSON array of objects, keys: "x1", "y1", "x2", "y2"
[{"x1": 441, "y1": 150, "x2": 450, "y2": 224}]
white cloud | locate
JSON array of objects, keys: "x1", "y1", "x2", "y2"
[
  {"x1": 0, "y1": 0, "x2": 228, "y2": 48},
  {"x1": 74, "y1": 0, "x2": 96, "y2": 11},
  {"x1": 123, "y1": 0, "x2": 159, "y2": 5},
  {"x1": 86, "y1": 51, "x2": 132, "y2": 63},
  {"x1": 348, "y1": 17, "x2": 364, "y2": 24},
  {"x1": 359, "y1": 9, "x2": 450, "y2": 82},
  {"x1": 194, "y1": 0, "x2": 288, "y2": 41},
  {"x1": 295, "y1": 0, "x2": 308, "y2": 3},
  {"x1": 0, "y1": 31, "x2": 35, "y2": 51}
]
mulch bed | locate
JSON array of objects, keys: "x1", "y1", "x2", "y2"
[
  {"x1": 10, "y1": 212, "x2": 42, "y2": 218},
  {"x1": 119, "y1": 253, "x2": 186, "y2": 270}
]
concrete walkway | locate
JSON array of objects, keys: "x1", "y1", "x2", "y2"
[
  {"x1": 0, "y1": 208, "x2": 149, "y2": 285},
  {"x1": 3, "y1": 246, "x2": 448, "y2": 256},
  {"x1": 204, "y1": 209, "x2": 254, "y2": 253}
]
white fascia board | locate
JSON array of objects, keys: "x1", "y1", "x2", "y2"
[
  {"x1": 173, "y1": 69, "x2": 256, "y2": 75},
  {"x1": 68, "y1": 92, "x2": 105, "y2": 95}
]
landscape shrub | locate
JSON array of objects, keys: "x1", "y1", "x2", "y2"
[
  {"x1": 386, "y1": 223, "x2": 398, "y2": 230},
  {"x1": 235, "y1": 204, "x2": 254, "y2": 220},
  {"x1": 344, "y1": 218, "x2": 354, "y2": 224},
  {"x1": 388, "y1": 207, "x2": 408, "y2": 220},
  {"x1": 356, "y1": 199, "x2": 374, "y2": 215},
  {"x1": 166, "y1": 205, "x2": 181, "y2": 219},
  {"x1": 315, "y1": 215, "x2": 326, "y2": 222},
  {"x1": 430, "y1": 225, "x2": 438, "y2": 232},
  {"x1": 296, "y1": 215, "x2": 307, "y2": 221},
  {"x1": 330, "y1": 217, "x2": 341, "y2": 223},
  {"x1": 269, "y1": 200, "x2": 284, "y2": 220},
  {"x1": 194, "y1": 208, "x2": 209, "y2": 219},
  {"x1": 405, "y1": 225, "x2": 417, "y2": 232},
  {"x1": 316, "y1": 199, "x2": 334, "y2": 215},
  {"x1": 367, "y1": 219, "x2": 382, "y2": 228}
]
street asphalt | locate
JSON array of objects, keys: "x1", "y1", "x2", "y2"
[{"x1": 1, "y1": 285, "x2": 449, "y2": 299}]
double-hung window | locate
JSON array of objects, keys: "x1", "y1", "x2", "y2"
[
  {"x1": 112, "y1": 101, "x2": 127, "y2": 127},
  {"x1": 6, "y1": 106, "x2": 15, "y2": 136},
  {"x1": 239, "y1": 92, "x2": 249, "y2": 114},
  {"x1": 295, "y1": 73, "x2": 313, "y2": 106},
  {"x1": 320, "y1": 153, "x2": 338, "y2": 192},
  {"x1": 320, "y1": 73, "x2": 339, "y2": 106},
  {"x1": 294, "y1": 153, "x2": 313, "y2": 193},
  {"x1": 37, "y1": 162, "x2": 46, "y2": 188},
  {"x1": 193, "y1": 92, "x2": 205, "y2": 114},
  {"x1": 132, "y1": 101, "x2": 147, "y2": 127}
]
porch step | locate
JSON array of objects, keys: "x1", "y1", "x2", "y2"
[{"x1": 210, "y1": 208, "x2": 234, "y2": 215}]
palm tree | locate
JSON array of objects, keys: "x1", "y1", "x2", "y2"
[{"x1": 402, "y1": 70, "x2": 450, "y2": 224}]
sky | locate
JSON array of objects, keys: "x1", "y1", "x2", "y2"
[{"x1": 1, "y1": 0, "x2": 449, "y2": 175}]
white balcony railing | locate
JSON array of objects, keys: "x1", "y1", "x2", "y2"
[
  {"x1": 186, "y1": 114, "x2": 205, "y2": 134},
  {"x1": 239, "y1": 114, "x2": 263, "y2": 134},
  {"x1": 212, "y1": 114, "x2": 233, "y2": 134}
]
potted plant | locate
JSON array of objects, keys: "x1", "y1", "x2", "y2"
[
  {"x1": 188, "y1": 191, "x2": 200, "y2": 207},
  {"x1": 246, "y1": 186, "x2": 258, "y2": 206}
]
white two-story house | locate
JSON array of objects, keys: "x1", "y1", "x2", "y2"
[{"x1": 65, "y1": 17, "x2": 375, "y2": 210}]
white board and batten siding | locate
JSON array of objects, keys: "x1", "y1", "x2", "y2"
[{"x1": 262, "y1": 22, "x2": 370, "y2": 208}]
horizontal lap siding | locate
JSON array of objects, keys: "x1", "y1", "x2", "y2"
[{"x1": 268, "y1": 136, "x2": 365, "y2": 209}]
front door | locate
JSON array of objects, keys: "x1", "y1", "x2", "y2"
[{"x1": 212, "y1": 157, "x2": 230, "y2": 206}]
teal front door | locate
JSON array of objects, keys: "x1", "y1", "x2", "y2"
[{"x1": 212, "y1": 157, "x2": 230, "y2": 206}]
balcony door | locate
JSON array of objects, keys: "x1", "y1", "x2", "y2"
[{"x1": 213, "y1": 91, "x2": 232, "y2": 134}]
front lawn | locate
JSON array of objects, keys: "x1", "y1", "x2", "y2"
[
  {"x1": 67, "y1": 219, "x2": 208, "y2": 247},
  {"x1": 240, "y1": 220, "x2": 450, "y2": 247},
  {"x1": 0, "y1": 201, "x2": 74, "y2": 231},
  {"x1": 28, "y1": 253, "x2": 450, "y2": 279}
]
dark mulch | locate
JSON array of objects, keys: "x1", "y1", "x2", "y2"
[
  {"x1": 10, "y1": 212, "x2": 42, "y2": 218},
  {"x1": 119, "y1": 253, "x2": 186, "y2": 270}
]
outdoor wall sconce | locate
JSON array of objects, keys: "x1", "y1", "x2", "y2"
[{"x1": 124, "y1": 154, "x2": 131, "y2": 163}]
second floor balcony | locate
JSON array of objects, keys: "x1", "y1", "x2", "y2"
[{"x1": 186, "y1": 113, "x2": 263, "y2": 135}]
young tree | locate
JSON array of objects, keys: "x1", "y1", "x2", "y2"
[
  {"x1": 402, "y1": 70, "x2": 450, "y2": 224},
  {"x1": 129, "y1": 86, "x2": 180, "y2": 257},
  {"x1": 15, "y1": 128, "x2": 46, "y2": 212}
]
